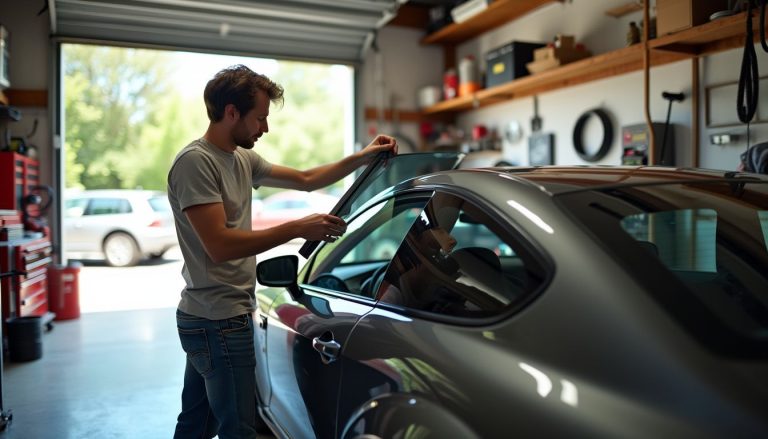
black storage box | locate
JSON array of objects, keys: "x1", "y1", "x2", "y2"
[{"x1": 485, "y1": 41, "x2": 546, "y2": 88}]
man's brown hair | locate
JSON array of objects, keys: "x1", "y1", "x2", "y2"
[{"x1": 203, "y1": 64, "x2": 284, "y2": 122}]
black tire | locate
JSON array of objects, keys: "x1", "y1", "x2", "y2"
[{"x1": 103, "y1": 232, "x2": 141, "y2": 267}]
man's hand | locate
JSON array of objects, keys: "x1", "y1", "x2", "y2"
[
  {"x1": 293, "y1": 213, "x2": 347, "y2": 242},
  {"x1": 360, "y1": 134, "x2": 398, "y2": 164}
]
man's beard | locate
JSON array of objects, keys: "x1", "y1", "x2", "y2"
[
  {"x1": 235, "y1": 136, "x2": 255, "y2": 150},
  {"x1": 233, "y1": 123, "x2": 257, "y2": 149}
]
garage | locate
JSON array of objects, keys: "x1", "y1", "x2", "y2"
[{"x1": 1, "y1": 1, "x2": 767, "y2": 438}]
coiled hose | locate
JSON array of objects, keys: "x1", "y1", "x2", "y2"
[{"x1": 737, "y1": 1, "x2": 764, "y2": 124}]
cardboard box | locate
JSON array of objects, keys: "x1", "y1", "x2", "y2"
[
  {"x1": 485, "y1": 41, "x2": 546, "y2": 88},
  {"x1": 656, "y1": 0, "x2": 730, "y2": 36},
  {"x1": 527, "y1": 44, "x2": 591, "y2": 75}
]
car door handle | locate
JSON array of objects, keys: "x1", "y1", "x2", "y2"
[{"x1": 312, "y1": 336, "x2": 341, "y2": 365}]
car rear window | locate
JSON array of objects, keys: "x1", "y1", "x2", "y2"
[
  {"x1": 149, "y1": 196, "x2": 171, "y2": 212},
  {"x1": 556, "y1": 180, "x2": 768, "y2": 356}
]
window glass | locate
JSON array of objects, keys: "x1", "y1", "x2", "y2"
[
  {"x1": 64, "y1": 198, "x2": 89, "y2": 218},
  {"x1": 621, "y1": 209, "x2": 717, "y2": 272},
  {"x1": 377, "y1": 193, "x2": 547, "y2": 318},
  {"x1": 85, "y1": 198, "x2": 132, "y2": 215},
  {"x1": 619, "y1": 207, "x2": 768, "y2": 336},
  {"x1": 303, "y1": 196, "x2": 429, "y2": 298},
  {"x1": 148, "y1": 196, "x2": 171, "y2": 212},
  {"x1": 556, "y1": 179, "x2": 768, "y2": 349}
]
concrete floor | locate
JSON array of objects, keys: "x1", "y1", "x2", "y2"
[
  {"x1": 1, "y1": 245, "x2": 299, "y2": 438},
  {"x1": 1, "y1": 308, "x2": 274, "y2": 438}
]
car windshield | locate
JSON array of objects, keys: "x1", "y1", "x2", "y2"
[
  {"x1": 299, "y1": 152, "x2": 464, "y2": 257},
  {"x1": 556, "y1": 179, "x2": 768, "y2": 354}
]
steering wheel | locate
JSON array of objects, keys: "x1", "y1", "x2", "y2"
[
  {"x1": 311, "y1": 273, "x2": 350, "y2": 292},
  {"x1": 360, "y1": 264, "x2": 388, "y2": 298}
]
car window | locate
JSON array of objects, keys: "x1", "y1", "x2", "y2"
[
  {"x1": 556, "y1": 179, "x2": 768, "y2": 354},
  {"x1": 620, "y1": 208, "x2": 768, "y2": 338},
  {"x1": 84, "y1": 198, "x2": 132, "y2": 215},
  {"x1": 64, "y1": 198, "x2": 89, "y2": 218},
  {"x1": 377, "y1": 193, "x2": 547, "y2": 319},
  {"x1": 299, "y1": 152, "x2": 464, "y2": 257},
  {"x1": 148, "y1": 196, "x2": 171, "y2": 212},
  {"x1": 302, "y1": 195, "x2": 430, "y2": 298}
]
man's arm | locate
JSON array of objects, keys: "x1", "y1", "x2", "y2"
[
  {"x1": 185, "y1": 202, "x2": 346, "y2": 263},
  {"x1": 258, "y1": 134, "x2": 397, "y2": 191}
]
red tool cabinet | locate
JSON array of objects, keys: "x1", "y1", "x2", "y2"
[
  {"x1": 0, "y1": 151, "x2": 41, "y2": 212},
  {"x1": 0, "y1": 152, "x2": 55, "y2": 327},
  {"x1": 0, "y1": 236, "x2": 54, "y2": 325}
]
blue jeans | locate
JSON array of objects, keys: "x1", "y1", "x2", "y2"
[{"x1": 174, "y1": 309, "x2": 257, "y2": 439}]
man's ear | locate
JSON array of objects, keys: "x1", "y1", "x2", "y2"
[{"x1": 224, "y1": 104, "x2": 239, "y2": 121}]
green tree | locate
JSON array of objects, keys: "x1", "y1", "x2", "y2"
[
  {"x1": 255, "y1": 62, "x2": 348, "y2": 196},
  {"x1": 63, "y1": 44, "x2": 174, "y2": 189},
  {"x1": 64, "y1": 45, "x2": 350, "y2": 193}
]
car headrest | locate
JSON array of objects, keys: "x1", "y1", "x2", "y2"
[{"x1": 449, "y1": 247, "x2": 501, "y2": 271}]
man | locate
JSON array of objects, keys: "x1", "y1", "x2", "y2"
[
  {"x1": 738, "y1": 142, "x2": 768, "y2": 174},
  {"x1": 167, "y1": 64, "x2": 397, "y2": 439}
]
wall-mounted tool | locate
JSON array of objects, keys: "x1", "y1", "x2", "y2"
[
  {"x1": 573, "y1": 108, "x2": 613, "y2": 162},
  {"x1": 659, "y1": 91, "x2": 684, "y2": 165}
]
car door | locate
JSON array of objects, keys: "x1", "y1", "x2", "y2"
[
  {"x1": 63, "y1": 196, "x2": 91, "y2": 252},
  {"x1": 64, "y1": 196, "x2": 131, "y2": 252},
  {"x1": 263, "y1": 194, "x2": 431, "y2": 438},
  {"x1": 334, "y1": 191, "x2": 551, "y2": 439},
  {"x1": 262, "y1": 152, "x2": 463, "y2": 439}
]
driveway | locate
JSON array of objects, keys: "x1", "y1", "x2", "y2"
[{"x1": 75, "y1": 242, "x2": 302, "y2": 313}]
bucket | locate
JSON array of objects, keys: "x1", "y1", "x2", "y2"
[
  {"x1": 6, "y1": 316, "x2": 43, "y2": 362},
  {"x1": 48, "y1": 263, "x2": 82, "y2": 320}
]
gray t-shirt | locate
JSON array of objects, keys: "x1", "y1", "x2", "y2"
[{"x1": 167, "y1": 138, "x2": 272, "y2": 320}]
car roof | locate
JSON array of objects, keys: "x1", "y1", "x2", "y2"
[
  {"x1": 423, "y1": 166, "x2": 768, "y2": 196},
  {"x1": 65, "y1": 189, "x2": 167, "y2": 198}
]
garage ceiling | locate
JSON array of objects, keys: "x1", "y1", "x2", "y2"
[{"x1": 50, "y1": 0, "x2": 408, "y2": 64}]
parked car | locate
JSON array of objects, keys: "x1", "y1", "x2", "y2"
[
  {"x1": 63, "y1": 189, "x2": 178, "y2": 267},
  {"x1": 252, "y1": 190, "x2": 340, "y2": 231},
  {"x1": 253, "y1": 152, "x2": 768, "y2": 438}
]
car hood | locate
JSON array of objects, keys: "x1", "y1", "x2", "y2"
[{"x1": 299, "y1": 151, "x2": 464, "y2": 257}]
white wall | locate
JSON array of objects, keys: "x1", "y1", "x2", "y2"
[
  {"x1": 366, "y1": 0, "x2": 768, "y2": 170},
  {"x1": 359, "y1": 25, "x2": 444, "y2": 152}
]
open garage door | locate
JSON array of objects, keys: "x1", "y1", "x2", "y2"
[{"x1": 50, "y1": 0, "x2": 406, "y2": 63}]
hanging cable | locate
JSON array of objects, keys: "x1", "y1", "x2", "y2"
[
  {"x1": 760, "y1": 0, "x2": 767, "y2": 52},
  {"x1": 737, "y1": 1, "x2": 759, "y2": 125}
]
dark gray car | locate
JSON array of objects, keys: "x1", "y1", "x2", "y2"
[{"x1": 254, "y1": 154, "x2": 768, "y2": 439}]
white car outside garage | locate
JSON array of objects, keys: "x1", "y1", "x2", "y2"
[{"x1": 63, "y1": 189, "x2": 178, "y2": 267}]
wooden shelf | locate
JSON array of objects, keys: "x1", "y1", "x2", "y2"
[
  {"x1": 422, "y1": 10, "x2": 764, "y2": 116},
  {"x1": 604, "y1": 1, "x2": 642, "y2": 18},
  {"x1": 3, "y1": 89, "x2": 48, "y2": 107},
  {"x1": 422, "y1": 44, "x2": 687, "y2": 115},
  {"x1": 421, "y1": 0, "x2": 561, "y2": 45},
  {"x1": 649, "y1": 11, "x2": 767, "y2": 56}
]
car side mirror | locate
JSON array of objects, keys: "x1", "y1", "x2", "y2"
[{"x1": 256, "y1": 255, "x2": 302, "y2": 298}]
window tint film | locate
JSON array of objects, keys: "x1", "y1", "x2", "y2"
[
  {"x1": 299, "y1": 152, "x2": 463, "y2": 258},
  {"x1": 377, "y1": 193, "x2": 547, "y2": 319},
  {"x1": 557, "y1": 179, "x2": 768, "y2": 352},
  {"x1": 303, "y1": 196, "x2": 429, "y2": 298},
  {"x1": 621, "y1": 209, "x2": 717, "y2": 272},
  {"x1": 620, "y1": 207, "x2": 768, "y2": 338}
]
